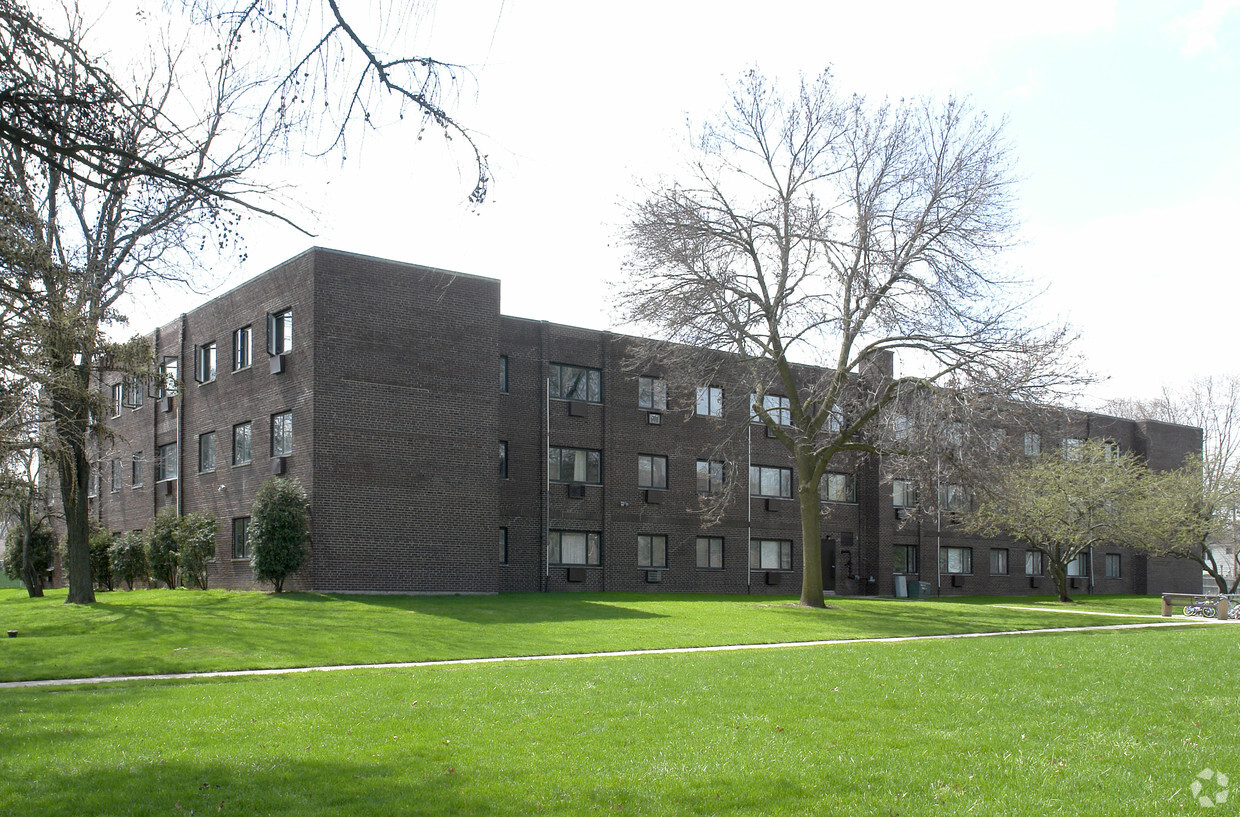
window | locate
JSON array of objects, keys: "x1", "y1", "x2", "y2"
[
  {"x1": 750, "y1": 539, "x2": 793, "y2": 571},
  {"x1": 122, "y1": 376, "x2": 143, "y2": 409},
  {"x1": 500, "y1": 528, "x2": 508, "y2": 565},
  {"x1": 990, "y1": 548, "x2": 1009, "y2": 576},
  {"x1": 1102, "y1": 441, "x2": 1120, "y2": 461},
  {"x1": 1024, "y1": 432, "x2": 1041, "y2": 456},
  {"x1": 194, "y1": 342, "x2": 217, "y2": 383},
  {"x1": 696, "y1": 386, "x2": 723, "y2": 417},
  {"x1": 499, "y1": 441, "x2": 508, "y2": 478},
  {"x1": 549, "y1": 530, "x2": 601, "y2": 566},
  {"x1": 751, "y1": 392, "x2": 791, "y2": 425},
  {"x1": 110, "y1": 459, "x2": 122, "y2": 493},
  {"x1": 548, "y1": 363, "x2": 601, "y2": 403},
  {"x1": 939, "y1": 484, "x2": 969, "y2": 514},
  {"x1": 199, "y1": 432, "x2": 216, "y2": 473},
  {"x1": 892, "y1": 480, "x2": 918, "y2": 508},
  {"x1": 232, "y1": 517, "x2": 250, "y2": 559},
  {"x1": 939, "y1": 546, "x2": 972, "y2": 575},
  {"x1": 696, "y1": 459, "x2": 724, "y2": 494},
  {"x1": 987, "y1": 429, "x2": 1005, "y2": 452},
  {"x1": 87, "y1": 467, "x2": 98, "y2": 498},
  {"x1": 548, "y1": 446, "x2": 601, "y2": 484},
  {"x1": 233, "y1": 326, "x2": 252, "y2": 371},
  {"x1": 500, "y1": 356, "x2": 508, "y2": 393},
  {"x1": 1025, "y1": 550, "x2": 1044, "y2": 576},
  {"x1": 638, "y1": 376, "x2": 667, "y2": 410},
  {"x1": 696, "y1": 536, "x2": 724, "y2": 569},
  {"x1": 1062, "y1": 437, "x2": 1084, "y2": 461},
  {"x1": 271, "y1": 411, "x2": 292, "y2": 457},
  {"x1": 153, "y1": 356, "x2": 179, "y2": 398},
  {"x1": 750, "y1": 465, "x2": 792, "y2": 499},
  {"x1": 156, "y1": 442, "x2": 178, "y2": 482},
  {"x1": 1105, "y1": 553, "x2": 1121, "y2": 579},
  {"x1": 893, "y1": 544, "x2": 918, "y2": 574},
  {"x1": 267, "y1": 309, "x2": 293, "y2": 355},
  {"x1": 821, "y1": 472, "x2": 856, "y2": 503},
  {"x1": 637, "y1": 534, "x2": 667, "y2": 568},
  {"x1": 637, "y1": 454, "x2": 668, "y2": 490},
  {"x1": 132, "y1": 453, "x2": 144, "y2": 487},
  {"x1": 233, "y1": 422, "x2": 252, "y2": 466},
  {"x1": 1066, "y1": 552, "x2": 1090, "y2": 577},
  {"x1": 110, "y1": 383, "x2": 123, "y2": 417}
]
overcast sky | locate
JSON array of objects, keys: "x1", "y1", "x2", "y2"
[{"x1": 111, "y1": 0, "x2": 1240, "y2": 407}]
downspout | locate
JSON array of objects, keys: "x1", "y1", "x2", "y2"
[
  {"x1": 935, "y1": 455, "x2": 942, "y2": 596},
  {"x1": 152, "y1": 327, "x2": 161, "y2": 521},
  {"x1": 746, "y1": 421, "x2": 752, "y2": 592},
  {"x1": 177, "y1": 314, "x2": 186, "y2": 517}
]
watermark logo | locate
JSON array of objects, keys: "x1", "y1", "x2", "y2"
[{"x1": 1190, "y1": 768, "x2": 1229, "y2": 808}]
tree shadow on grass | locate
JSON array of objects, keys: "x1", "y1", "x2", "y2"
[{"x1": 304, "y1": 592, "x2": 669, "y2": 624}]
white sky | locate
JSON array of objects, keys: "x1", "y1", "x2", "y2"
[{"x1": 109, "y1": 0, "x2": 1240, "y2": 407}]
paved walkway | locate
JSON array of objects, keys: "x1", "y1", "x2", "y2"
[{"x1": 1, "y1": 616, "x2": 1223, "y2": 691}]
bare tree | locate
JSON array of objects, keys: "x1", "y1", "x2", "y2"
[{"x1": 617, "y1": 71, "x2": 1073, "y2": 607}]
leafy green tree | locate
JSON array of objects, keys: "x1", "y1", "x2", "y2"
[
  {"x1": 108, "y1": 532, "x2": 148, "y2": 591},
  {"x1": 88, "y1": 525, "x2": 114, "y2": 591},
  {"x1": 3, "y1": 523, "x2": 56, "y2": 594},
  {"x1": 178, "y1": 513, "x2": 218, "y2": 591},
  {"x1": 250, "y1": 477, "x2": 310, "y2": 593},
  {"x1": 145, "y1": 510, "x2": 181, "y2": 589},
  {"x1": 966, "y1": 440, "x2": 1145, "y2": 602}
]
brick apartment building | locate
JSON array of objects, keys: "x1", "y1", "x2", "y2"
[{"x1": 79, "y1": 247, "x2": 1203, "y2": 597}]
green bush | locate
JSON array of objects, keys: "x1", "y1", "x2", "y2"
[
  {"x1": 250, "y1": 477, "x2": 309, "y2": 593},
  {"x1": 109, "y1": 532, "x2": 149, "y2": 591},
  {"x1": 177, "y1": 512, "x2": 218, "y2": 590},
  {"x1": 89, "y1": 525, "x2": 115, "y2": 591},
  {"x1": 145, "y1": 510, "x2": 181, "y2": 588},
  {"x1": 3, "y1": 524, "x2": 56, "y2": 590}
]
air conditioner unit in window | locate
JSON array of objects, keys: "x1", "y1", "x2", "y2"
[
  {"x1": 895, "y1": 507, "x2": 909, "y2": 520},
  {"x1": 647, "y1": 411, "x2": 662, "y2": 425},
  {"x1": 765, "y1": 498, "x2": 782, "y2": 512},
  {"x1": 644, "y1": 489, "x2": 664, "y2": 504},
  {"x1": 646, "y1": 570, "x2": 662, "y2": 583},
  {"x1": 568, "y1": 400, "x2": 587, "y2": 417},
  {"x1": 1029, "y1": 578, "x2": 1040, "y2": 589},
  {"x1": 566, "y1": 567, "x2": 586, "y2": 582},
  {"x1": 163, "y1": 480, "x2": 176, "y2": 496},
  {"x1": 566, "y1": 484, "x2": 586, "y2": 499},
  {"x1": 951, "y1": 575, "x2": 963, "y2": 588},
  {"x1": 270, "y1": 354, "x2": 286, "y2": 375},
  {"x1": 271, "y1": 457, "x2": 287, "y2": 475},
  {"x1": 161, "y1": 396, "x2": 175, "y2": 413},
  {"x1": 765, "y1": 571, "x2": 782, "y2": 586}
]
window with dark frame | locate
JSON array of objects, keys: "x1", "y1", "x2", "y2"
[
  {"x1": 821, "y1": 472, "x2": 856, "y2": 503},
  {"x1": 548, "y1": 363, "x2": 602, "y2": 403},
  {"x1": 749, "y1": 539, "x2": 793, "y2": 571},
  {"x1": 500, "y1": 355, "x2": 508, "y2": 393},
  {"x1": 271, "y1": 411, "x2": 292, "y2": 457},
  {"x1": 696, "y1": 386, "x2": 723, "y2": 417},
  {"x1": 637, "y1": 534, "x2": 667, "y2": 568},
  {"x1": 990, "y1": 548, "x2": 1009, "y2": 575},
  {"x1": 751, "y1": 393, "x2": 791, "y2": 425},
  {"x1": 637, "y1": 454, "x2": 668, "y2": 490},
  {"x1": 232, "y1": 517, "x2": 250, "y2": 559},
  {"x1": 122, "y1": 375, "x2": 144, "y2": 409},
  {"x1": 199, "y1": 431, "x2": 216, "y2": 473},
  {"x1": 637, "y1": 376, "x2": 667, "y2": 410},
  {"x1": 153, "y1": 357, "x2": 178, "y2": 398},
  {"x1": 233, "y1": 422, "x2": 252, "y2": 466},
  {"x1": 233, "y1": 326, "x2": 252, "y2": 370},
  {"x1": 500, "y1": 528, "x2": 508, "y2": 564},
  {"x1": 696, "y1": 536, "x2": 724, "y2": 569},
  {"x1": 110, "y1": 383, "x2": 122, "y2": 417},
  {"x1": 893, "y1": 544, "x2": 918, "y2": 574},
  {"x1": 548, "y1": 530, "x2": 601, "y2": 566},
  {"x1": 268, "y1": 309, "x2": 293, "y2": 355},
  {"x1": 110, "y1": 459, "x2": 122, "y2": 493},
  {"x1": 194, "y1": 342, "x2": 217, "y2": 383},
  {"x1": 696, "y1": 459, "x2": 724, "y2": 494},
  {"x1": 1062, "y1": 437, "x2": 1084, "y2": 461},
  {"x1": 132, "y1": 453, "x2": 144, "y2": 487},
  {"x1": 892, "y1": 480, "x2": 918, "y2": 508},
  {"x1": 548, "y1": 446, "x2": 602, "y2": 484},
  {"x1": 1066, "y1": 552, "x2": 1090, "y2": 577},
  {"x1": 1105, "y1": 553, "x2": 1121, "y2": 579},
  {"x1": 1025, "y1": 550, "x2": 1044, "y2": 576},
  {"x1": 1024, "y1": 432, "x2": 1041, "y2": 456},
  {"x1": 939, "y1": 546, "x2": 972, "y2": 575},
  {"x1": 499, "y1": 441, "x2": 508, "y2": 478},
  {"x1": 156, "y1": 442, "x2": 178, "y2": 482},
  {"x1": 749, "y1": 465, "x2": 792, "y2": 499}
]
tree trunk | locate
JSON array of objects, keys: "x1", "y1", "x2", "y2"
[
  {"x1": 1049, "y1": 562, "x2": 1071, "y2": 603},
  {"x1": 56, "y1": 439, "x2": 96, "y2": 605},
  {"x1": 797, "y1": 469, "x2": 825, "y2": 608},
  {"x1": 19, "y1": 528, "x2": 44, "y2": 599}
]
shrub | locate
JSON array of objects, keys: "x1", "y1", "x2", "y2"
[
  {"x1": 177, "y1": 512, "x2": 218, "y2": 590},
  {"x1": 145, "y1": 510, "x2": 181, "y2": 588},
  {"x1": 109, "y1": 532, "x2": 149, "y2": 591},
  {"x1": 89, "y1": 525, "x2": 115, "y2": 591},
  {"x1": 250, "y1": 477, "x2": 309, "y2": 593},
  {"x1": 3, "y1": 524, "x2": 57, "y2": 592}
]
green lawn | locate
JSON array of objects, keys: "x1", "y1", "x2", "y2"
[
  {"x1": 0, "y1": 588, "x2": 1178, "y2": 682},
  {"x1": 1, "y1": 622, "x2": 1231, "y2": 816}
]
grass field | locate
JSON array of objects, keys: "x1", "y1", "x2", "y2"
[
  {"x1": 0, "y1": 589, "x2": 1230, "y2": 815},
  {"x1": 0, "y1": 587, "x2": 1174, "y2": 683}
]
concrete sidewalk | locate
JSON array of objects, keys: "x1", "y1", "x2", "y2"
[{"x1": 0, "y1": 617, "x2": 1221, "y2": 691}]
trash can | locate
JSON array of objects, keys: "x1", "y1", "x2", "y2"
[
  {"x1": 907, "y1": 580, "x2": 930, "y2": 599},
  {"x1": 894, "y1": 575, "x2": 908, "y2": 598}
]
